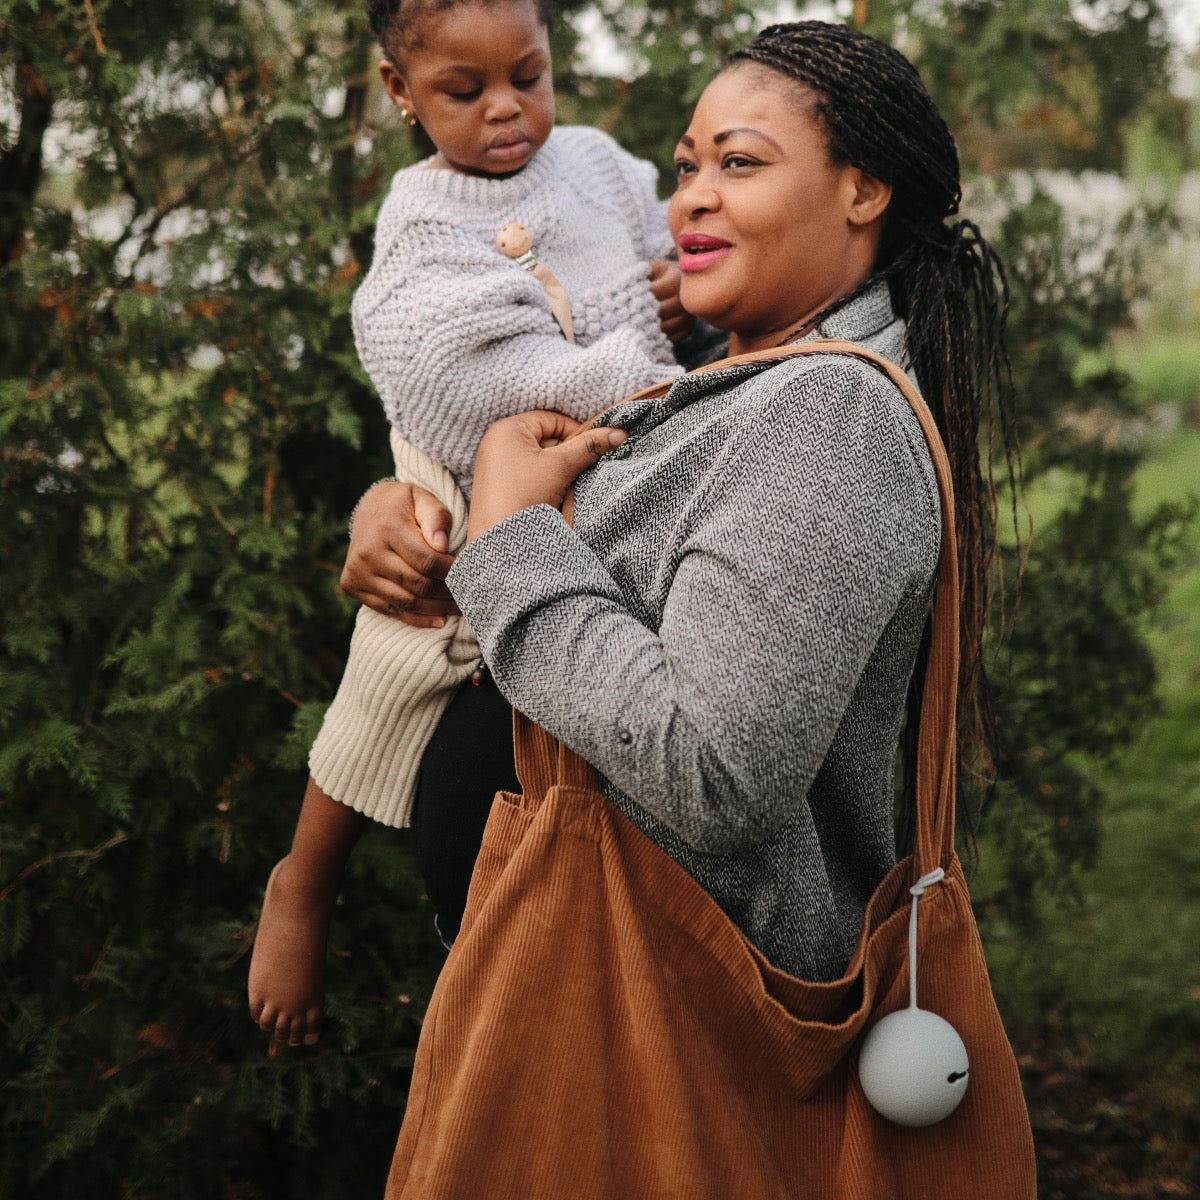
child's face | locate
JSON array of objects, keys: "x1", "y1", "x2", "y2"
[{"x1": 381, "y1": 0, "x2": 555, "y2": 177}]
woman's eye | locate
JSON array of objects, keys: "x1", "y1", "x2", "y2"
[
  {"x1": 722, "y1": 154, "x2": 758, "y2": 170},
  {"x1": 674, "y1": 159, "x2": 697, "y2": 178}
]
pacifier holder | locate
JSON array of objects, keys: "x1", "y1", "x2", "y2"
[{"x1": 496, "y1": 222, "x2": 575, "y2": 343}]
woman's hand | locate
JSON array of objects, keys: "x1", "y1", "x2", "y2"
[
  {"x1": 649, "y1": 258, "x2": 695, "y2": 344},
  {"x1": 467, "y1": 412, "x2": 628, "y2": 543},
  {"x1": 340, "y1": 481, "x2": 459, "y2": 627}
]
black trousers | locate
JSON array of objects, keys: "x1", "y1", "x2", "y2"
[{"x1": 411, "y1": 674, "x2": 519, "y2": 943}]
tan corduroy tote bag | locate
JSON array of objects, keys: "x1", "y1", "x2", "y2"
[{"x1": 385, "y1": 341, "x2": 1037, "y2": 1200}]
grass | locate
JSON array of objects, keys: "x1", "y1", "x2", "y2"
[{"x1": 1120, "y1": 333, "x2": 1200, "y2": 417}]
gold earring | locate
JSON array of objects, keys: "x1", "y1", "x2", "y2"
[{"x1": 398, "y1": 106, "x2": 417, "y2": 127}]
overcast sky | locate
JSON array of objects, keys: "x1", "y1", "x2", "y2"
[{"x1": 1169, "y1": 0, "x2": 1200, "y2": 48}]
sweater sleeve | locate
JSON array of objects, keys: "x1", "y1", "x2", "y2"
[
  {"x1": 555, "y1": 125, "x2": 675, "y2": 263},
  {"x1": 352, "y1": 213, "x2": 681, "y2": 492},
  {"x1": 446, "y1": 361, "x2": 939, "y2": 854}
]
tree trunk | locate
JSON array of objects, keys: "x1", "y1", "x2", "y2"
[{"x1": 0, "y1": 63, "x2": 54, "y2": 267}]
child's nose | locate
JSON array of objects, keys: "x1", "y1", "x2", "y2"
[{"x1": 485, "y1": 88, "x2": 522, "y2": 122}]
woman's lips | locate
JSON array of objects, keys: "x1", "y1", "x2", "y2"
[{"x1": 677, "y1": 233, "x2": 732, "y2": 272}]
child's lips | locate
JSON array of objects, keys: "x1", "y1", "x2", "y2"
[
  {"x1": 486, "y1": 130, "x2": 531, "y2": 161},
  {"x1": 678, "y1": 233, "x2": 732, "y2": 272}
]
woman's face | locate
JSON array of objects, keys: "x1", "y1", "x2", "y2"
[{"x1": 668, "y1": 64, "x2": 891, "y2": 355}]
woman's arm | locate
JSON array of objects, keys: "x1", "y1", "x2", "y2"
[
  {"x1": 448, "y1": 364, "x2": 940, "y2": 853},
  {"x1": 342, "y1": 413, "x2": 628, "y2": 620},
  {"x1": 340, "y1": 481, "x2": 457, "y2": 623}
]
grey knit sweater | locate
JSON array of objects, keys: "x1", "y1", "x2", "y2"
[
  {"x1": 351, "y1": 126, "x2": 681, "y2": 497},
  {"x1": 447, "y1": 284, "x2": 941, "y2": 981}
]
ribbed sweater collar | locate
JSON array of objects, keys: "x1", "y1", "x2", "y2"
[{"x1": 394, "y1": 128, "x2": 566, "y2": 209}]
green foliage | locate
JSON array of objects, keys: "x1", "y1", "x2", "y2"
[
  {"x1": 981, "y1": 423, "x2": 1200, "y2": 1069},
  {"x1": 1094, "y1": 332, "x2": 1200, "y2": 420},
  {"x1": 1, "y1": 0, "x2": 1195, "y2": 1193},
  {"x1": 1, "y1": 1, "x2": 442, "y2": 1194},
  {"x1": 890, "y1": 0, "x2": 1176, "y2": 171},
  {"x1": 956, "y1": 184, "x2": 1194, "y2": 938},
  {"x1": 558, "y1": 0, "x2": 761, "y2": 189}
]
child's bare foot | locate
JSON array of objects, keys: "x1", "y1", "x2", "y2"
[{"x1": 248, "y1": 856, "x2": 334, "y2": 1046}]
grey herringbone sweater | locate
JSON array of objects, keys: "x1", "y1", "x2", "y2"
[{"x1": 447, "y1": 284, "x2": 941, "y2": 980}]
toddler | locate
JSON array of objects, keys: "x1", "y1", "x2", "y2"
[{"x1": 248, "y1": 0, "x2": 694, "y2": 1047}]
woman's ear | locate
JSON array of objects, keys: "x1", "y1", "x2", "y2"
[
  {"x1": 378, "y1": 60, "x2": 413, "y2": 114},
  {"x1": 847, "y1": 171, "x2": 892, "y2": 227}
]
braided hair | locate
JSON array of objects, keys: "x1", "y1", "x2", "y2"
[
  {"x1": 729, "y1": 21, "x2": 1019, "y2": 827},
  {"x1": 367, "y1": 0, "x2": 553, "y2": 61}
]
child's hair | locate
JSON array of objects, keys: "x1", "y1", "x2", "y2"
[
  {"x1": 728, "y1": 21, "x2": 1021, "y2": 829},
  {"x1": 367, "y1": 0, "x2": 554, "y2": 62}
]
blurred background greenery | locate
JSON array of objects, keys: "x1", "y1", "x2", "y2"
[{"x1": 2, "y1": 1, "x2": 1197, "y2": 1196}]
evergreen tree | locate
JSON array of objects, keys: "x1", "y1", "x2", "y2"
[{"x1": 2, "y1": 2, "x2": 440, "y2": 1193}]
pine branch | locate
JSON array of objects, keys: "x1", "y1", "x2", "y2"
[{"x1": 0, "y1": 832, "x2": 129, "y2": 904}]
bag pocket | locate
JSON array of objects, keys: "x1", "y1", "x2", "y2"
[{"x1": 457, "y1": 791, "x2": 534, "y2": 938}]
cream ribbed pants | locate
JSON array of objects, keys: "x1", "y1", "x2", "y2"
[{"x1": 307, "y1": 430, "x2": 480, "y2": 829}]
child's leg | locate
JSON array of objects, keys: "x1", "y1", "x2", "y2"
[
  {"x1": 411, "y1": 674, "x2": 520, "y2": 944},
  {"x1": 248, "y1": 776, "x2": 366, "y2": 1046}
]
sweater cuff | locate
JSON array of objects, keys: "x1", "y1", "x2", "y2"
[{"x1": 447, "y1": 504, "x2": 618, "y2": 655}]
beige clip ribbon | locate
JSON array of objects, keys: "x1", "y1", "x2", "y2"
[{"x1": 496, "y1": 223, "x2": 575, "y2": 343}]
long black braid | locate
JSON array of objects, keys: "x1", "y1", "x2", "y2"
[
  {"x1": 729, "y1": 21, "x2": 1020, "y2": 832},
  {"x1": 366, "y1": 0, "x2": 553, "y2": 61}
]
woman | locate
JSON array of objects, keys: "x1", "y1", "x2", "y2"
[
  {"x1": 346, "y1": 20, "x2": 1015, "y2": 977},
  {"x1": 346, "y1": 20, "x2": 1031, "y2": 1196}
]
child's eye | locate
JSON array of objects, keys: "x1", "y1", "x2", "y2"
[
  {"x1": 447, "y1": 88, "x2": 481, "y2": 102},
  {"x1": 515, "y1": 73, "x2": 543, "y2": 89}
]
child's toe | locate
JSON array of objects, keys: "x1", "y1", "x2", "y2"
[
  {"x1": 303, "y1": 1006, "x2": 322, "y2": 1046},
  {"x1": 255, "y1": 1003, "x2": 278, "y2": 1035}
]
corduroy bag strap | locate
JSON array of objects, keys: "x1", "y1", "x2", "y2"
[{"x1": 385, "y1": 339, "x2": 1036, "y2": 1200}]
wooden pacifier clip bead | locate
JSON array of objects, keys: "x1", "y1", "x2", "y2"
[{"x1": 496, "y1": 223, "x2": 575, "y2": 344}]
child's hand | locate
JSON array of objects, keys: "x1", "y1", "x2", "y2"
[
  {"x1": 649, "y1": 258, "x2": 694, "y2": 344},
  {"x1": 341, "y1": 482, "x2": 459, "y2": 626},
  {"x1": 467, "y1": 412, "x2": 627, "y2": 543}
]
